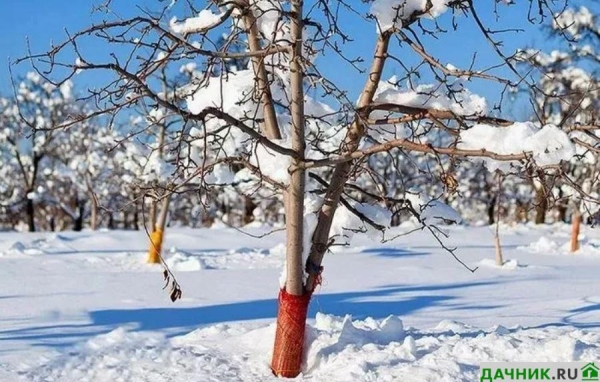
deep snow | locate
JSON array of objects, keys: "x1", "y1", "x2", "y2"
[{"x1": 1, "y1": 224, "x2": 599, "y2": 381}]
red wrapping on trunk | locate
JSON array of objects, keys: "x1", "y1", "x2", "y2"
[{"x1": 270, "y1": 289, "x2": 311, "y2": 378}]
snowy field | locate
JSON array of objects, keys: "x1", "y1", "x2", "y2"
[{"x1": 1, "y1": 223, "x2": 600, "y2": 381}]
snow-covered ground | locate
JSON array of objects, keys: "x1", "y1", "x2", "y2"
[{"x1": 1, "y1": 224, "x2": 599, "y2": 381}]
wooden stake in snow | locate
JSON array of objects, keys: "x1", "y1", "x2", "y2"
[
  {"x1": 493, "y1": 231, "x2": 504, "y2": 267},
  {"x1": 570, "y1": 211, "x2": 582, "y2": 253},
  {"x1": 146, "y1": 107, "x2": 170, "y2": 264},
  {"x1": 494, "y1": 172, "x2": 504, "y2": 267},
  {"x1": 147, "y1": 195, "x2": 171, "y2": 264}
]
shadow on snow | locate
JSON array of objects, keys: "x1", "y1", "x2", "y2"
[
  {"x1": 0, "y1": 280, "x2": 502, "y2": 350},
  {"x1": 360, "y1": 247, "x2": 430, "y2": 258}
]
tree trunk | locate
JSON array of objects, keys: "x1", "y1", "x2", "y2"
[
  {"x1": 556, "y1": 188, "x2": 567, "y2": 223},
  {"x1": 25, "y1": 156, "x2": 41, "y2": 232},
  {"x1": 273, "y1": 28, "x2": 392, "y2": 380},
  {"x1": 133, "y1": 197, "x2": 140, "y2": 231},
  {"x1": 73, "y1": 216, "x2": 83, "y2": 231},
  {"x1": 570, "y1": 211, "x2": 582, "y2": 253},
  {"x1": 271, "y1": 2, "x2": 309, "y2": 377},
  {"x1": 494, "y1": 234, "x2": 504, "y2": 266},
  {"x1": 305, "y1": 32, "x2": 391, "y2": 292},
  {"x1": 123, "y1": 211, "x2": 130, "y2": 229},
  {"x1": 487, "y1": 196, "x2": 496, "y2": 225},
  {"x1": 243, "y1": 196, "x2": 257, "y2": 225},
  {"x1": 90, "y1": 195, "x2": 98, "y2": 230},
  {"x1": 73, "y1": 199, "x2": 85, "y2": 232},
  {"x1": 557, "y1": 204, "x2": 567, "y2": 223},
  {"x1": 149, "y1": 200, "x2": 157, "y2": 232},
  {"x1": 108, "y1": 213, "x2": 115, "y2": 229},
  {"x1": 147, "y1": 195, "x2": 171, "y2": 264},
  {"x1": 534, "y1": 187, "x2": 547, "y2": 224},
  {"x1": 26, "y1": 196, "x2": 36, "y2": 232}
]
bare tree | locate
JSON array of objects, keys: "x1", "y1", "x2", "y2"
[{"x1": 19, "y1": 0, "x2": 595, "y2": 376}]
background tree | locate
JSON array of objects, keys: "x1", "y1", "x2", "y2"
[
  {"x1": 517, "y1": 4, "x2": 600, "y2": 251},
  {"x1": 0, "y1": 74, "x2": 80, "y2": 231}
]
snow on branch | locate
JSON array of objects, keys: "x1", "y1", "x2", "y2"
[
  {"x1": 458, "y1": 122, "x2": 575, "y2": 172},
  {"x1": 370, "y1": 0, "x2": 451, "y2": 32},
  {"x1": 169, "y1": 9, "x2": 231, "y2": 36},
  {"x1": 405, "y1": 193, "x2": 462, "y2": 226},
  {"x1": 372, "y1": 76, "x2": 488, "y2": 117},
  {"x1": 552, "y1": 6, "x2": 597, "y2": 40}
]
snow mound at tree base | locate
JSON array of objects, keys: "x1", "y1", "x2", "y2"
[
  {"x1": 477, "y1": 258, "x2": 522, "y2": 270},
  {"x1": 519, "y1": 236, "x2": 600, "y2": 256},
  {"x1": 19, "y1": 314, "x2": 600, "y2": 382},
  {"x1": 164, "y1": 248, "x2": 209, "y2": 271}
]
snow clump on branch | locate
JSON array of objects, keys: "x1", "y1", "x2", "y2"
[
  {"x1": 370, "y1": 0, "x2": 451, "y2": 32},
  {"x1": 374, "y1": 76, "x2": 487, "y2": 116},
  {"x1": 458, "y1": 122, "x2": 575, "y2": 172},
  {"x1": 170, "y1": 9, "x2": 224, "y2": 35}
]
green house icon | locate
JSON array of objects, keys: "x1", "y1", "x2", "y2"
[{"x1": 582, "y1": 362, "x2": 600, "y2": 382}]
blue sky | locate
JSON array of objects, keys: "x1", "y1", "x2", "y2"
[{"x1": 0, "y1": 1, "x2": 581, "y2": 120}]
